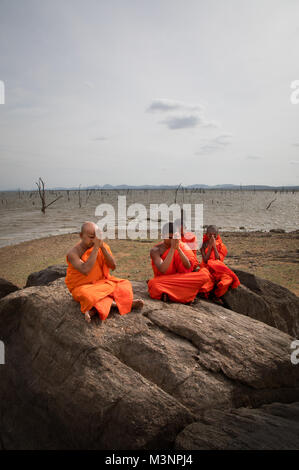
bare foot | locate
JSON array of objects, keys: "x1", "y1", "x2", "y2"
[
  {"x1": 85, "y1": 311, "x2": 92, "y2": 323},
  {"x1": 131, "y1": 299, "x2": 144, "y2": 310},
  {"x1": 84, "y1": 309, "x2": 96, "y2": 323},
  {"x1": 111, "y1": 300, "x2": 117, "y2": 308}
]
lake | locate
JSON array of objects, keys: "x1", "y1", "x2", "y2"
[{"x1": 0, "y1": 188, "x2": 298, "y2": 248}]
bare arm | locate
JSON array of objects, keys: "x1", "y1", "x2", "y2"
[
  {"x1": 150, "y1": 245, "x2": 176, "y2": 274},
  {"x1": 201, "y1": 240, "x2": 213, "y2": 264},
  {"x1": 101, "y1": 244, "x2": 116, "y2": 270},
  {"x1": 177, "y1": 246, "x2": 191, "y2": 269},
  {"x1": 211, "y1": 236, "x2": 220, "y2": 260},
  {"x1": 67, "y1": 243, "x2": 100, "y2": 276}
]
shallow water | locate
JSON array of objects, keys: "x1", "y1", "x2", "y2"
[{"x1": 0, "y1": 189, "x2": 298, "y2": 248}]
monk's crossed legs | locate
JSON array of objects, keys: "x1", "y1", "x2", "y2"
[{"x1": 86, "y1": 280, "x2": 144, "y2": 322}]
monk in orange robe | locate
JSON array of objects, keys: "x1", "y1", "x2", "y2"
[
  {"x1": 200, "y1": 225, "x2": 240, "y2": 298},
  {"x1": 147, "y1": 222, "x2": 214, "y2": 303},
  {"x1": 65, "y1": 222, "x2": 144, "y2": 322}
]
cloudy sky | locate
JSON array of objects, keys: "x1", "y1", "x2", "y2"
[{"x1": 0, "y1": 0, "x2": 299, "y2": 190}]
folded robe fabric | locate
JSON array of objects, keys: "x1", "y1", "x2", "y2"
[
  {"x1": 148, "y1": 240, "x2": 214, "y2": 303},
  {"x1": 200, "y1": 234, "x2": 240, "y2": 297},
  {"x1": 65, "y1": 242, "x2": 133, "y2": 320}
]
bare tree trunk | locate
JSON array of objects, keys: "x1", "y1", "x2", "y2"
[
  {"x1": 36, "y1": 177, "x2": 63, "y2": 213},
  {"x1": 78, "y1": 185, "x2": 82, "y2": 208},
  {"x1": 174, "y1": 183, "x2": 182, "y2": 204},
  {"x1": 36, "y1": 177, "x2": 46, "y2": 213}
]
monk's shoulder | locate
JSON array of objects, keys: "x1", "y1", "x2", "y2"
[
  {"x1": 150, "y1": 243, "x2": 162, "y2": 257},
  {"x1": 102, "y1": 241, "x2": 112, "y2": 253},
  {"x1": 67, "y1": 244, "x2": 81, "y2": 260}
]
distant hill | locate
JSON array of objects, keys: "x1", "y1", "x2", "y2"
[
  {"x1": 54, "y1": 184, "x2": 299, "y2": 191},
  {"x1": 2, "y1": 184, "x2": 299, "y2": 191}
]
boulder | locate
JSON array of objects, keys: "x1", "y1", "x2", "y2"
[
  {"x1": 223, "y1": 269, "x2": 299, "y2": 337},
  {"x1": 0, "y1": 276, "x2": 298, "y2": 449},
  {"x1": 175, "y1": 402, "x2": 299, "y2": 450},
  {"x1": 25, "y1": 265, "x2": 67, "y2": 287},
  {"x1": 0, "y1": 278, "x2": 19, "y2": 300}
]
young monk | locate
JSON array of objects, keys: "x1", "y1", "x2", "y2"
[
  {"x1": 147, "y1": 222, "x2": 214, "y2": 303},
  {"x1": 200, "y1": 225, "x2": 240, "y2": 298},
  {"x1": 65, "y1": 221, "x2": 144, "y2": 322}
]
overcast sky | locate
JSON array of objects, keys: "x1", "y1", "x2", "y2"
[{"x1": 0, "y1": 0, "x2": 299, "y2": 190}]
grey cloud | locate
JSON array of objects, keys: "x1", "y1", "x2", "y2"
[
  {"x1": 147, "y1": 98, "x2": 219, "y2": 130},
  {"x1": 84, "y1": 81, "x2": 95, "y2": 89},
  {"x1": 146, "y1": 99, "x2": 203, "y2": 113},
  {"x1": 289, "y1": 160, "x2": 299, "y2": 164},
  {"x1": 159, "y1": 115, "x2": 200, "y2": 130},
  {"x1": 195, "y1": 134, "x2": 233, "y2": 155}
]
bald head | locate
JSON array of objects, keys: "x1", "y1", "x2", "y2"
[
  {"x1": 206, "y1": 224, "x2": 218, "y2": 234},
  {"x1": 80, "y1": 221, "x2": 97, "y2": 235},
  {"x1": 79, "y1": 221, "x2": 99, "y2": 248}
]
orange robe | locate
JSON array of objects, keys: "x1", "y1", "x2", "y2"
[
  {"x1": 200, "y1": 234, "x2": 240, "y2": 297},
  {"x1": 65, "y1": 243, "x2": 133, "y2": 320},
  {"x1": 147, "y1": 240, "x2": 214, "y2": 303},
  {"x1": 181, "y1": 231, "x2": 198, "y2": 256}
]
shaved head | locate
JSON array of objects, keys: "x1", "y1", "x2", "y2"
[
  {"x1": 206, "y1": 224, "x2": 218, "y2": 234},
  {"x1": 80, "y1": 221, "x2": 97, "y2": 235}
]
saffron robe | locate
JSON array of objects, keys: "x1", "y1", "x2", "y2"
[
  {"x1": 181, "y1": 231, "x2": 198, "y2": 256},
  {"x1": 200, "y1": 234, "x2": 240, "y2": 297},
  {"x1": 148, "y1": 240, "x2": 214, "y2": 303},
  {"x1": 65, "y1": 242, "x2": 133, "y2": 320}
]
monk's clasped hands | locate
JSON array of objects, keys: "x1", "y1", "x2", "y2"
[{"x1": 94, "y1": 226, "x2": 104, "y2": 249}]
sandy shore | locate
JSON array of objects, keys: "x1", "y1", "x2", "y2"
[{"x1": 0, "y1": 231, "x2": 298, "y2": 296}]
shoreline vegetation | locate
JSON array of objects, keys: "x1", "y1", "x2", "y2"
[{"x1": 0, "y1": 230, "x2": 298, "y2": 296}]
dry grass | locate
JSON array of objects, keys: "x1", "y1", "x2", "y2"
[{"x1": 0, "y1": 231, "x2": 298, "y2": 295}]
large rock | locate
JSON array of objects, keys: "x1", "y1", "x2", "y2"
[
  {"x1": 175, "y1": 402, "x2": 299, "y2": 450},
  {"x1": 25, "y1": 265, "x2": 67, "y2": 287},
  {"x1": 0, "y1": 278, "x2": 19, "y2": 300},
  {"x1": 0, "y1": 276, "x2": 298, "y2": 449},
  {"x1": 223, "y1": 268, "x2": 299, "y2": 337}
]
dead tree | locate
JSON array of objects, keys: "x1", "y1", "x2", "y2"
[
  {"x1": 174, "y1": 183, "x2": 182, "y2": 204},
  {"x1": 78, "y1": 184, "x2": 82, "y2": 208},
  {"x1": 266, "y1": 198, "x2": 276, "y2": 210},
  {"x1": 36, "y1": 177, "x2": 63, "y2": 214}
]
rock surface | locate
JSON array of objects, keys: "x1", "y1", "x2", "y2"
[
  {"x1": 175, "y1": 402, "x2": 299, "y2": 450},
  {"x1": 0, "y1": 275, "x2": 298, "y2": 450},
  {"x1": 223, "y1": 268, "x2": 299, "y2": 337},
  {"x1": 25, "y1": 264, "x2": 67, "y2": 287},
  {"x1": 0, "y1": 277, "x2": 19, "y2": 300}
]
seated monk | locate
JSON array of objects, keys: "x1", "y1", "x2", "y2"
[
  {"x1": 147, "y1": 222, "x2": 214, "y2": 303},
  {"x1": 65, "y1": 222, "x2": 144, "y2": 322},
  {"x1": 200, "y1": 225, "x2": 240, "y2": 298}
]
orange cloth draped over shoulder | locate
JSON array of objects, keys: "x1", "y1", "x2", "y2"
[
  {"x1": 147, "y1": 240, "x2": 214, "y2": 303},
  {"x1": 200, "y1": 234, "x2": 240, "y2": 297},
  {"x1": 181, "y1": 231, "x2": 198, "y2": 256},
  {"x1": 65, "y1": 242, "x2": 133, "y2": 320}
]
